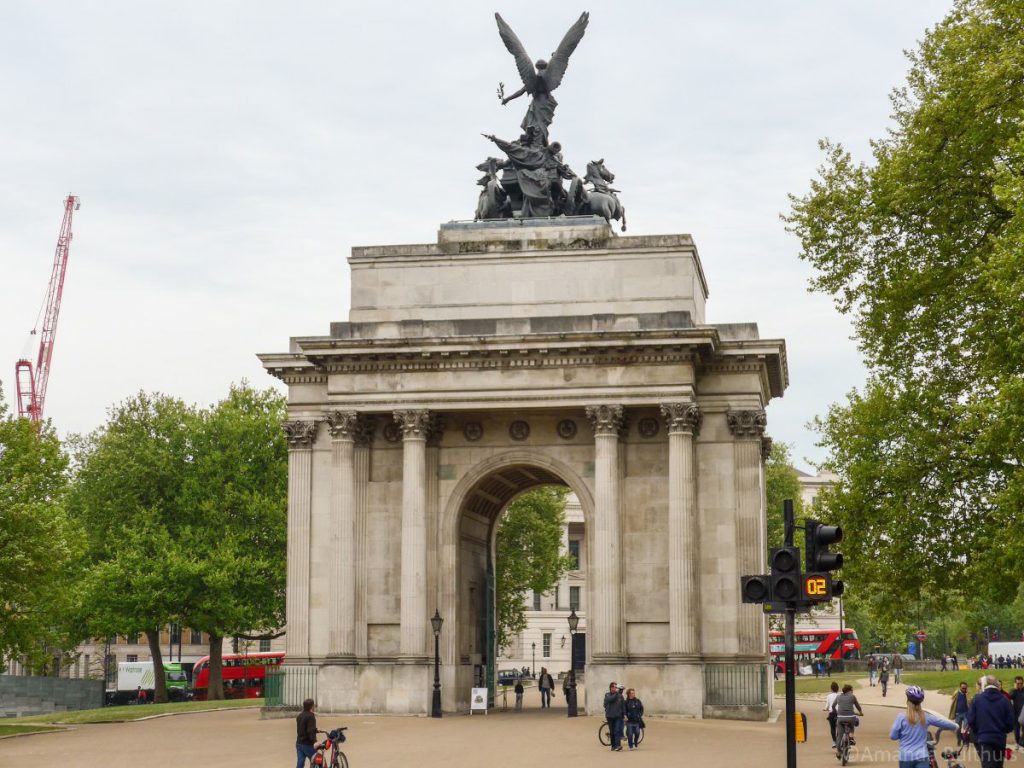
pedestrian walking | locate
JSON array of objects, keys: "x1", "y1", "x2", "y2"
[
  {"x1": 890, "y1": 686, "x2": 958, "y2": 768},
  {"x1": 295, "y1": 698, "x2": 317, "y2": 768},
  {"x1": 952, "y1": 653, "x2": 959, "y2": 671},
  {"x1": 136, "y1": 686, "x2": 147, "y2": 705},
  {"x1": 624, "y1": 688, "x2": 645, "y2": 751},
  {"x1": 867, "y1": 656, "x2": 877, "y2": 687},
  {"x1": 949, "y1": 681, "x2": 973, "y2": 747},
  {"x1": 942, "y1": 655, "x2": 949, "y2": 672},
  {"x1": 825, "y1": 681, "x2": 841, "y2": 747},
  {"x1": 514, "y1": 679, "x2": 524, "y2": 711},
  {"x1": 892, "y1": 652, "x2": 904, "y2": 685},
  {"x1": 825, "y1": 658, "x2": 833, "y2": 678},
  {"x1": 967, "y1": 675, "x2": 1016, "y2": 768},
  {"x1": 880, "y1": 664, "x2": 890, "y2": 697},
  {"x1": 603, "y1": 682, "x2": 625, "y2": 752},
  {"x1": 1010, "y1": 677, "x2": 1024, "y2": 750},
  {"x1": 538, "y1": 667, "x2": 554, "y2": 708}
]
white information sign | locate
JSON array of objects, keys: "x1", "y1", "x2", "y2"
[{"x1": 470, "y1": 687, "x2": 488, "y2": 714}]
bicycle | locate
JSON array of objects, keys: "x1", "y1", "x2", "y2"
[
  {"x1": 598, "y1": 720, "x2": 644, "y2": 747},
  {"x1": 927, "y1": 729, "x2": 965, "y2": 768},
  {"x1": 835, "y1": 716, "x2": 859, "y2": 765},
  {"x1": 312, "y1": 727, "x2": 349, "y2": 768}
]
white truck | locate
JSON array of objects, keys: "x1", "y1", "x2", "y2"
[
  {"x1": 106, "y1": 661, "x2": 189, "y2": 705},
  {"x1": 988, "y1": 641, "x2": 1024, "y2": 659}
]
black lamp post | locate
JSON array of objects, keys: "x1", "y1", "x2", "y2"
[
  {"x1": 431, "y1": 609, "x2": 443, "y2": 718},
  {"x1": 532, "y1": 642, "x2": 536, "y2": 678},
  {"x1": 566, "y1": 609, "x2": 579, "y2": 717}
]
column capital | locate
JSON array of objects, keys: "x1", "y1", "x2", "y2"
[
  {"x1": 393, "y1": 409, "x2": 438, "y2": 440},
  {"x1": 760, "y1": 435, "x2": 773, "y2": 463},
  {"x1": 660, "y1": 402, "x2": 702, "y2": 435},
  {"x1": 585, "y1": 405, "x2": 626, "y2": 437},
  {"x1": 726, "y1": 409, "x2": 767, "y2": 438},
  {"x1": 283, "y1": 419, "x2": 318, "y2": 449},
  {"x1": 325, "y1": 410, "x2": 359, "y2": 440},
  {"x1": 354, "y1": 415, "x2": 377, "y2": 447}
]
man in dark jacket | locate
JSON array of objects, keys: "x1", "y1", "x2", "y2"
[
  {"x1": 1010, "y1": 676, "x2": 1024, "y2": 749},
  {"x1": 967, "y1": 676, "x2": 1016, "y2": 768},
  {"x1": 295, "y1": 698, "x2": 318, "y2": 768},
  {"x1": 603, "y1": 682, "x2": 625, "y2": 752}
]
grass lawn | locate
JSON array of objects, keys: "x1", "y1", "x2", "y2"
[
  {"x1": 904, "y1": 670, "x2": 1023, "y2": 695},
  {"x1": 12, "y1": 698, "x2": 263, "y2": 725},
  {"x1": 0, "y1": 723, "x2": 63, "y2": 737}
]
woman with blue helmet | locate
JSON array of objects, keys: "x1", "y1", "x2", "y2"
[{"x1": 889, "y1": 686, "x2": 958, "y2": 768}]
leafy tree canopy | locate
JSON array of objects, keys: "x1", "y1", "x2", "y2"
[
  {"x1": 785, "y1": 0, "x2": 1024, "y2": 618},
  {"x1": 494, "y1": 486, "x2": 575, "y2": 650},
  {"x1": 764, "y1": 440, "x2": 805, "y2": 553}
]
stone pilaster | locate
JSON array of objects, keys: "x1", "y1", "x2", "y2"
[
  {"x1": 661, "y1": 402, "x2": 702, "y2": 656},
  {"x1": 283, "y1": 419, "x2": 318, "y2": 661},
  {"x1": 585, "y1": 405, "x2": 625, "y2": 657},
  {"x1": 395, "y1": 409, "x2": 432, "y2": 658},
  {"x1": 326, "y1": 411, "x2": 358, "y2": 659},
  {"x1": 728, "y1": 409, "x2": 768, "y2": 656}
]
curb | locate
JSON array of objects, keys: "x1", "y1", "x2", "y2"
[{"x1": 17, "y1": 704, "x2": 262, "y2": 727}]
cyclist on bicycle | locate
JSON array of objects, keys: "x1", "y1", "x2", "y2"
[
  {"x1": 832, "y1": 684, "x2": 865, "y2": 745},
  {"x1": 889, "y1": 686, "x2": 957, "y2": 768}
]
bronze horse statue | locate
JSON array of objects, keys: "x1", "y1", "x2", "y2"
[
  {"x1": 474, "y1": 157, "x2": 511, "y2": 220},
  {"x1": 568, "y1": 159, "x2": 626, "y2": 231}
]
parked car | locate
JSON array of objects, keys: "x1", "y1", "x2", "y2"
[{"x1": 497, "y1": 670, "x2": 521, "y2": 687}]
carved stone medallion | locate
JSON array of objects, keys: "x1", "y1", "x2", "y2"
[
  {"x1": 556, "y1": 419, "x2": 577, "y2": 439},
  {"x1": 509, "y1": 420, "x2": 530, "y2": 441},
  {"x1": 383, "y1": 422, "x2": 402, "y2": 443},
  {"x1": 638, "y1": 417, "x2": 660, "y2": 438},
  {"x1": 463, "y1": 422, "x2": 484, "y2": 442}
]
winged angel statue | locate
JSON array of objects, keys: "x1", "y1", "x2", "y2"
[{"x1": 496, "y1": 11, "x2": 589, "y2": 146}]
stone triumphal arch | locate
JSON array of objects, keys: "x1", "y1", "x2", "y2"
[{"x1": 261, "y1": 217, "x2": 787, "y2": 719}]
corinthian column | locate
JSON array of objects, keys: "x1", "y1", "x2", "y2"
[
  {"x1": 326, "y1": 410, "x2": 358, "y2": 659},
  {"x1": 395, "y1": 409, "x2": 433, "y2": 658},
  {"x1": 728, "y1": 409, "x2": 768, "y2": 656},
  {"x1": 661, "y1": 402, "x2": 702, "y2": 656},
  {"x1": 585, "y1": 405, "x2": 625, "y2": 657},
  {"x1": 283, "y1": 419, "x2": 318, "y2": 661}
]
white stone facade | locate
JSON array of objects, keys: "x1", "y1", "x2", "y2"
[{"x1": 260, "y1": 217, "x2": 787, "y2": 718}]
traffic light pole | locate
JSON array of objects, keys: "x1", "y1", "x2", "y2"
[{"x1": 783, "y1": 499, "x2": 798, "y2": 768}]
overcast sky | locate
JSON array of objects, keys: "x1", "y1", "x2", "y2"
[{"x1": 0, "y1": 1, "x2": 952, "y2": 469}]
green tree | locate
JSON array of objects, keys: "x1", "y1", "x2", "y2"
[
  {"x1": 785, "y1": 0, "x2": 1024, "y2": 611},
  {"x1": 68, "y1": 392, "x2": 197, "y2": 702},
  {"x1": 494, "y1": 487, "x2": 575, "y2": 650},
  {"x1": 0, "y1": 385, "x2": 80, "y2": 670},
  {"x1": 179, "y1": 383, "x2": 287, "y2": 700},
  {"x1": 764, "y1": 440, "x2": 805, "y2": 553}
]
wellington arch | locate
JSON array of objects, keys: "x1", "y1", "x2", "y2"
[{"x1": 260, "y1": 217, "x2": 787, "y2": 719}]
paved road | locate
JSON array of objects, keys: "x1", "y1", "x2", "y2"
[{"x1": 0, "y1": 698, "x2": 955, "y2": 767}]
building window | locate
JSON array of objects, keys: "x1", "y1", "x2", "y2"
[
  {"x1": 568, "y1": 539, "x2": 580, "y2": 569},
  {"x1": 191, "y1": 629, "x2": 203, "y2": 645},
  {"x1": 126, "y1": 654, "x2": 138, "y2": 663},
  {"x1": 569, "y1": 586, "x2": 580, "y2": 611},
  {"x1": 533, "y1": 592, "x2": 541, "y2": 611},
  {"x1": 169, "y1": 624, "x2": 181, "y2": 644},
  {"x1": 126, "y1": 632, "x2": 139, "y2": 644},
  {"x1": 105, "y1": 655, "x2": 116, "y2": 686},
  {"x1": 542, "y1": 633, "x2": 551, "y2": 658},
  {"x1": 259, "y1": 639, "x2": 271, "y2": 653}
]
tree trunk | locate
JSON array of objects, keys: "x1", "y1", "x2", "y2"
[
  {"x1": 207, "y1": 634, "x2": 225, "y2": 700},
  {"x1": 145, "y1": 629, "x2": 168, "y2": 703}
]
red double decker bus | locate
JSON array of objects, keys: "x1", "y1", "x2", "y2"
[
  {"x1": 191, "y1": 652, "x2": 284, "y2": 700},
  {"x1": 770, "y1": 628, "x2": 860, "y2": 670}
]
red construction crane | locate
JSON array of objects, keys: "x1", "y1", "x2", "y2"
[{"x1": 15, "y1": 194, "x2": 81, "y2": 423}]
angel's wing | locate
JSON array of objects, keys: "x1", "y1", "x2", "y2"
[
  {"x1": 495, "y1": 13, "x2": 536, "y2": 91},
  {"x1": 545, "y1": 11, "x2": 589, "y2": 91}
]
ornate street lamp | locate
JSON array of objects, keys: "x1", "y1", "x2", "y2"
[
  {"x1": 431, "y1": 609, "x2": 443, "y2": 718},
  {"x1": 567, "y1": 609, "x2": 579, "y2": 717}
]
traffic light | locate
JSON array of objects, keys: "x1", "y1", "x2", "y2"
[
  {"x1": 804, "y1": 519, "x2": 843, "y2": 602},
  {"x1": 741, "y1": 575, "x2": 771, "y2": 604},
  {"x1": 770, "y1": 547, "x2": 802, "y2": 603}
]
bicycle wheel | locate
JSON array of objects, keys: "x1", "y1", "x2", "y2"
[
  {"x1": 332, "y1": 750, "x2": 349, "y2": 768},
  {"x1": 598, "y1": 721, "x2": 611, "y2": 746},
  {"x1": 841, "y1": 735, "x2": 850, "y2": 766},
  {"x1": 636, "y1": 727, "x2": 645, "y2": 745}
]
